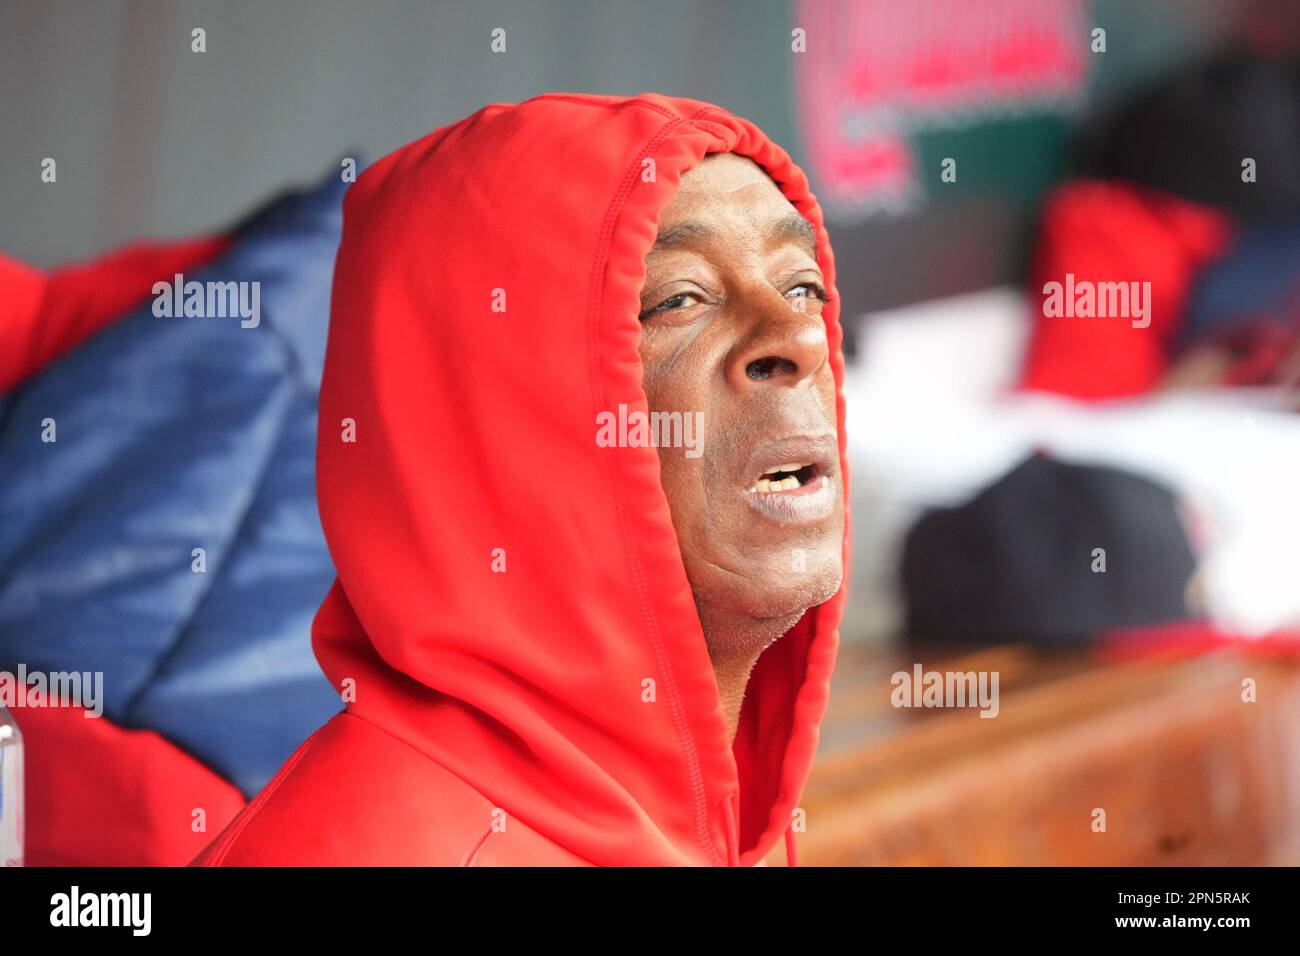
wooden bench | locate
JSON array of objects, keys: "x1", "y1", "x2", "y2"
[{"x1": 765, "y1": 642, "x2": 1300, "y2": 865}]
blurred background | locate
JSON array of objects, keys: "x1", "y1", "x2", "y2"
[
  {"x1": 0, "y1": 0, "x2": 1260, "y2": 299},
  {"x1": 2, "y1": 0, "x2": 1299, "y2": 867}
]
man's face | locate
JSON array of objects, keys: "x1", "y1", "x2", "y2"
[{"x1": 637, "y1": 153, "x2": 844, "y2": 628}]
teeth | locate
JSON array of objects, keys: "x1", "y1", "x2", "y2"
[
  {"x1": 752, "y1": 475, "x2": 801, "y2": 493},
  {"x1": 763, "y1": 463, "x2": 808, "y2": 476}
]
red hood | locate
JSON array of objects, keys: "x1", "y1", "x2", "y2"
[{"x1": 312, "y1": 92, "x2": 850, "y2": 866}]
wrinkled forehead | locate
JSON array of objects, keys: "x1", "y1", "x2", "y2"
[{"x1": 651, "y1": 154, "x2": 819, "y2": 260}]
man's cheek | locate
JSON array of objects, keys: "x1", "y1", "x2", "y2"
[{"x1": 816, "y1": 373, "x2": 839, "y2": 417}]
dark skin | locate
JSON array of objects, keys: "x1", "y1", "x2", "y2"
[{"x1": 637, "y1": 154, "x2": 845, "y2": 742}]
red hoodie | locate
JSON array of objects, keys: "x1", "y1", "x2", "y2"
[{"x1": 193, "y1": 92, "x2": 850, "y2": 867}]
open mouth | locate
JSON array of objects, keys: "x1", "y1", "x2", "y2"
[
  {"x1": 741, "y1": 434, "x2": 838, "y2": 524},
  {"x1": 748, "y1": 462, "x2": 822, "y2": 494}
]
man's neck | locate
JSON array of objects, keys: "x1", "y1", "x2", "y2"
[{"x1": 698, "y1": 605, "x2": 803, "y2": 743}]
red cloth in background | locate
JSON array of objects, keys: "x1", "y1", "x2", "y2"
[
  {"x1": 0, "y1": 235, "x2": 232, "y2": 394},
  {"x1": 2, "y1": 232, "x2": 239, "y2": 866},
  {"x1": 1018, "y1": 180, "x2": 1234, "y2": 400},
  {"x1": 1015, "y1": 184, "x2": 1300, "y2": 663},
  {"x1": 1098, "y1": 620, "x2": 1300, "y2": 663},
  {"x1": 13, "y1": 706, "x2": 245, "y2": 866}
]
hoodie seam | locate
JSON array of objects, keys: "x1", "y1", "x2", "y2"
[
  {"x1": 529, "y1": 93, "x2": 682, "y2": 124},
  {"x1": 200, "y1": 724, "x2": 321, "y2": 865},
  {"x1": 459, "y1": 822, "x2": 496, "y2": 866},
  {"x1": 587, "y1": 104, "x2": 732, "y2": 866}
]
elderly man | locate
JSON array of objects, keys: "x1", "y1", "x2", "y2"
[{"x1": 194, "y1": 92, "x2": 849, "y2": 867}]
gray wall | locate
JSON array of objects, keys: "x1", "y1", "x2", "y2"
[{"x1": 1, "y1": 0, "x2": 797, "y2": 264}]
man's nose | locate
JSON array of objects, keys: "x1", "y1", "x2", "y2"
[{"x1": 725, "y1": 285, "x2": 830, "y2": 391}]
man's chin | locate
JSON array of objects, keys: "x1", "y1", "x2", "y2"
[{"x1": 714, "y1": 559, "x2": 844, "y2": 624}]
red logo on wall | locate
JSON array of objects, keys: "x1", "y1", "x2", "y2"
[{"x1": 794, "y1": 0, "x2": 1089, "y2": 220}]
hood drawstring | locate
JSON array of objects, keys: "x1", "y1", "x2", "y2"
[
  {"x1": 721, "y1": 792, "x2": 741, "y2": 867},
  {"x1": 721, "y1": 793, "x2": 801, "y2": 867}
]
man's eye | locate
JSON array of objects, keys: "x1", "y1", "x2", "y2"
[
  {"x1": 786, "y1": 283, "x2": 827, "y2": 302},
  {"x1": 642, "y1": 293, "x2": 694, "y2": 317}
]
